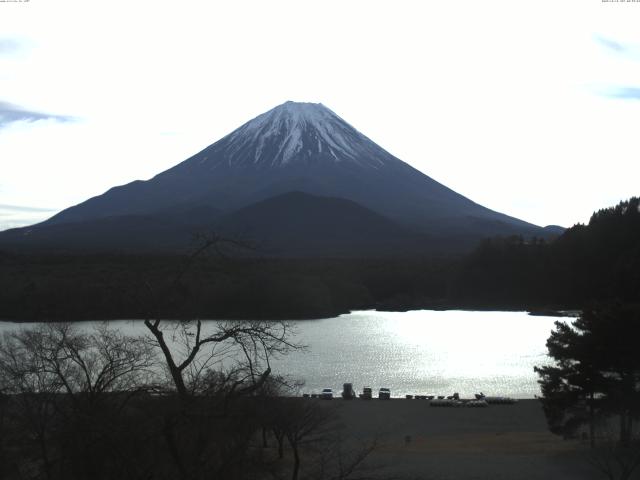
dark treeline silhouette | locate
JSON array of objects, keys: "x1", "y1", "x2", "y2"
[
  {"x1": 451, "y1": 197, "x2": 640, "y2": 310},
  {"x1": 0, "y1": 253, "x2": 455, "y2": 322},
  {"x1": 0, "y1": 197, "x2": 638, "y2": 321}
]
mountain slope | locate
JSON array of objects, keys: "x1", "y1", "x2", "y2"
[
  {"x1": 1, "y1": 101, "x2": 550, "y2": 254},
  {"x1": 216, "y1": 191, "x2": 428, "y2": 256},
  {"x1": 0, "y1": 205, "x2": 222, "y2": 253},
  {"x1": 0, "y1": 193, "x2": 428, "y2": 256}
]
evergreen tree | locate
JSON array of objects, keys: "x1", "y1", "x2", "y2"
[
  {"x1": 536, "y1": 305, "x2": 640, "y2": 446},
  {"x1": 535, "y1": 316, "x2": 605, "y2": 446}
]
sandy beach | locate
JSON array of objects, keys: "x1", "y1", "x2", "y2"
[{"x1": 326, "y1": 399, "x2": 602, "y2": 480}]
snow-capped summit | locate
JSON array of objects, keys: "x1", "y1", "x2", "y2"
[{"x1": 203, "y1": 101, "x2": 386, "y2": 169}]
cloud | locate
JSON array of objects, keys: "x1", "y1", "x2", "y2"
[
  {"x1": 592, "y1": 36, "x2": 640, "y2": 102},
  {"x1": 604, "y1": 87, "x2": 640, "y2": 100},
  {"x1": 0, "y1": 38, "x2": 23, "y2": 56},
  {"x1": 0, "y1": 203, "x2": 56, "y2": 213},
  {"x1": 0, "y1": 101, "x2": 75, "y2": 129},
  {"x1": 0, "y1": 204, "x2": 55, "y2": 231},
  {"x1": 594, "y1": 35, "x2": 640, "y2": 61},
  {"x1": 594, "y1": 35, "x2": 628, "y2": 54}
]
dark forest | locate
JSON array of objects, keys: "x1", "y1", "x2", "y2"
[{"x1": 1, "y1": 197, "x2": 638, "y2": 322}]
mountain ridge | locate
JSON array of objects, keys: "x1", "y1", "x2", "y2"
[{"x1": 0, "y1": 101, "x2": 557, "y2": 255}]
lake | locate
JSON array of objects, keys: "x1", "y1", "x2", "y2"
[{"x1": 0, "y1": 310, "x2": 560, "y2": 399}]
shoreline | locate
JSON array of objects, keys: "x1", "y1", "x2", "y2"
[
  {"x1": 0, "y1": 306, "x2": 578, "y2": 324},
  {"x1": 308, "y1": 396, "x2": 538, "y2": 401}
]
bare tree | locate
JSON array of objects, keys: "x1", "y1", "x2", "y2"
[
  {"x1": 133, "y1": 235, "x2": 305, "y2": 480},
  {"x1": 590, "y1": 443, "x2": 640, "y2": 480},
  {"x1": 588, "y1": 421, "x2": 640, "y2": 480},
  {"x1": 1, "y1": 323, "x2": 157, "y2": 405},
  {"x1": 0, "y1": 376, "x2": 10, "y2": 479},
  {"x1": 145, "y1": 317, "x2": 297, "y2": 400},
  {"x1": 276, "y1": 398, "x2": 338, "y2": 480},
  {"x1": 141, "y1": 235, "x2": 300, "y2": 401},
  {"x1": 310, "y1": 434, "x2": 379, "y2": 480},
  {"x1": 264, "y1": 396, "x2": 378, "y2": 480},
  {"x1": 0, "y1": 323, "x2": 157, "y2": 480},
  {"x1": 0, "y1": 328, "x2": 62, "y2": 479}
]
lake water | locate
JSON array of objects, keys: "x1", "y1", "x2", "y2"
[{"x1": 0, "y1": 310, "x2": 560, "y2": 399}]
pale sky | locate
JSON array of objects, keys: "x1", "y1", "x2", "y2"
[{"x1": 1, "y1": 0, "x2": 639, "y2": 231}]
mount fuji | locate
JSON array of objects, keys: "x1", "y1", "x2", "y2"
[{"x1": 0, "y1": 101, "x2": 555, "y2": 255}]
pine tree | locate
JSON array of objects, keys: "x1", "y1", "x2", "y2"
[{"x1": 535, "y1": 304, "x2": 640, "y2": 446}]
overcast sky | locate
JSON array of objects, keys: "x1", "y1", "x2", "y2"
[{"x1": 1, "y1": 0, "x2": 639, "y2": 230}]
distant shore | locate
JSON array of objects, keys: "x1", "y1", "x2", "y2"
[{"x1": 0, "y1": 305, "x2": 579, "y2": 324}]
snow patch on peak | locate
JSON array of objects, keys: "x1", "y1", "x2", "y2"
[{"x1": 217, "y1": 101, "x2": 387, "y2": 169}]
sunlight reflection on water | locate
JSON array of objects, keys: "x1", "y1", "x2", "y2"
[
  {"x1": 272, "y1": 310, "x2": 559, "y2": 399},
  {"x1": 0, "y1": 310, "x2": 561, "y2": 399}
]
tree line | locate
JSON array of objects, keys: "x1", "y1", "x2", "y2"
[
  {"x1": 520, "y1": 198, "x2": 640, "y2": 479},
  {"x1": 0, "y1": 253, "x2": 454, "y2": 322},
  {"x1": 451, "y1": 197, "x2": 640, "y2": 309}
]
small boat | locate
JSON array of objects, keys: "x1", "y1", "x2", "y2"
[
  {"x1": 476, "y1": 393, "x2": 517, "y2": 404},
  {"x1": 484, "y1": 396, "x2": 517, "y2": 404},
  {"x1": 359, "y1": 386, "x2": 372, "y2": 400},
  {"x1": 430, "y1": 398, "x2": 460, "y2": 407},
  {"x1": 466, "y1": 399, "x2": 488, "y2": 408}
]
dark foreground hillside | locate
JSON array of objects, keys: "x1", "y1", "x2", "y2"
[
  {"x1": 1, "y1": 197, "x2": 637, "y2": 322},
  {"x1": 0, "y1": 392, "x2": 603, "y2": 480}
]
